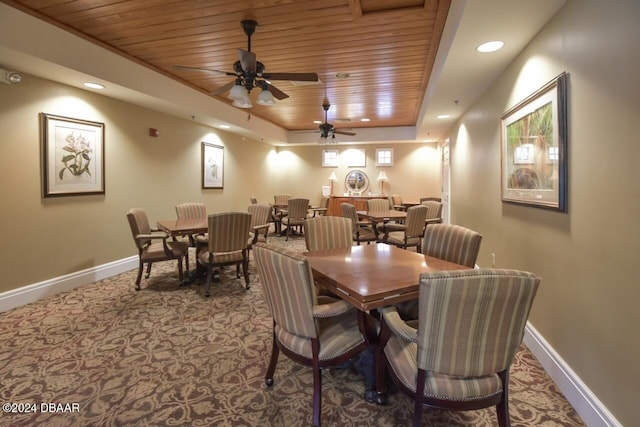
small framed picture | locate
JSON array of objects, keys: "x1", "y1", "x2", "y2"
[
  {"x1": 41, "y1": 113, "x2": 105, "y2": 198},
  {"x1": 202, "y1": 142, "x2": 224, "y2": 189}
]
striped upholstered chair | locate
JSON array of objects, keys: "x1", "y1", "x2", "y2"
[
  {"x1": 340, "y1": 202, "x2": 378, "y2": 245},
  {"x1": 253, "y1": 243, "x2": 368, "y2": 427},
  {"x1": 126, "y1": 208, "x2": 189, "y2": 290},
  {"x1": 421, "y1": 200, "x2": 443, "y2": 227},
  {"x1": 197, "y1": 212, "x2": 252, "y2": 297},
  {"x1": 247, "y1": 203, "x2": 272, "y2": 250},
  {"x1": 422, "y1": 223, "x2": 483, "y2": 268},
  {"x1": 281, "y1": 198, "x2": 310, "y2": 241},
  {"x1": 175, "y1": 202, "x2": 207, "y2": 246},
  {"x1": 381, "y1": 205, "x2": 428, "y2": 252},
  {"x1": 303, "y1": 216, "x2": 352, "y2": 252},
  {"x1": 377, "y1": 269, "x2": 541, "y2": 427}
]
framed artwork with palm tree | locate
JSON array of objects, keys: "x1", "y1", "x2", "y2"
[
  {"x1": 501, "y1": 72, "x2": 568, "y2": 212},
  {"x1": 41, "y1": 113, "x2": 105, "y2": 198}
]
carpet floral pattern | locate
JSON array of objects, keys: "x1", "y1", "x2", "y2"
[{"x1": 0, "y1": 235, "x2": 585, "y2": 426}]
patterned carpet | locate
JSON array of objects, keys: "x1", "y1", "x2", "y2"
[{"x1": 0, "y1": 234, "x2": 585, "y2": 426}]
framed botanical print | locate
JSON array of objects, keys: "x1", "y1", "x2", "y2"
[
  {"x1": 202, "y1": 142, "x2": 224, "y2": 189},
  {"x1": 41, "y1": 113, "x2": 105, "y2": 197}
]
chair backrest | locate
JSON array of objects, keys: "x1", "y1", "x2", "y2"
[
  {"x1": 253, "y1": 243, "x2": 318, "y2": 339},
  {"x1": 419, "y1": 196, "x2": 442, "y2": 203},
  {"x1": 127, "y1": 208, "x2": 151, "y2": 248},
  {"x1": 175, "y1": 202, "x2": 206, "y2": 219},
  {"x1": 422, "y1": 223, "x2": 483, "y2": 268},
  {"x1": 340, "y1": 203, "x2": 360, "y2": 233},
  {"x1": 417, "y1": 269, "x2": 540, "y2": 377},
  {"x1": 422, "y1": 200, "x2": 443, "y2": 221},
  {"x1": 319, "y1": 197, "x2": 329, "y2": 209},
  {"x1": 287, "y1": 198, "x2": 310, "y2": 219},
  {"x1": 274, "y1": 194, "x2": 291, "y2": 206},
  {"x1": 391, "y1": 194, "x2": 402, "y2": 206},
  {"x1": 367, "y1": 198, "x2": 388, "y2": 213},
  {"x1": 304, "y1": 216, "x2": 353, "y2": 252},
  {"x1": 249, "y1": 196, "x2": 258, "y2": 204},
  {"x1": 206, "y1": 212, "x2": 252, "y2": 253},
  {"x1": 248, "y1": 203, "x2": 272, "y2": 228},
  {"x1": 404, "y1": 205, "x2": 428, "y2": 237}
]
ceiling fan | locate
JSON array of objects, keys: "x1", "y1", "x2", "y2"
[
  {"x1": 317, "y1": 98, "x2": 356, "y2": 141},
  {"x1": 174, "y1": 20, "x2": 319, "y2": 108}
]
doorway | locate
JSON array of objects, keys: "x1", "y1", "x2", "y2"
[{"x1": 441, "y1": 141, "x2": 450, "y2": 224}]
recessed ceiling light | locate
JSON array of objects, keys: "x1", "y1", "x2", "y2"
[
  {"x1": 360, "y1": 118, "x2": 370, "y2": 122},
  {"x1": 313, "y1": 120, "x2": 322, "y2": 124},
  {"x1": 83, "y1": 82, "x2": 104, "y2": 89},
  {"x1": 437, "y1": 114, "x2": 451, "y2": 119},
  {"x1": 219, "y1": 125, "x2": 230, "y2": 129},
  {"x1": 476, "y1": 40, "x2": 504, "y2": 53},
  {"x1": 335, "y1": 72, "x2": 350, "y2": 79}
]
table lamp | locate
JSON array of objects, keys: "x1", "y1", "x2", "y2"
[
  {"x1": 328, "y1": 171, "x2": 337, "y2": 196},
  {"x1": 377, "y1": 171, "x2": 388, "y2": 195}
]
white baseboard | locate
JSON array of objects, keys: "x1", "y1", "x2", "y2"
[
  {"x1": 0, "y1": 256, "x2": 138, "y2": 313},
  {"x1": 0, "y1": 259, "x2": 621, "y2": 427},
  {"x1": 524, "y1": 324, "x2": 621, "y2": 427}
]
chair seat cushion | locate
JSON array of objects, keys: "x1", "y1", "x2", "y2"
[
  {"x1": 197, "y1": 250, "x2": 244, "y2": 264},
  {"x1": 386, "y1": 232, "x2": 421, "y2": 247},
  {"x1": 141, "y1": 241, "x2": 187, "y2": 262},
  {"x1": 275, "y1": 310, "x2": 365, "y2": 361},
  {"x1": 384, "y1": 334, "x2": 502, "y2": 401}
]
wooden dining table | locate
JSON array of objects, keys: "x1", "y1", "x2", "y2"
[
  {"x1": 357, "y1": 209, "x2": 407, "y2": 223},
  {"x1": 305, "y1": 243, "x2": 469, "y2": 311},
  {"x1": 157, "y1": 218, "x2": 208, "y2": 237}
]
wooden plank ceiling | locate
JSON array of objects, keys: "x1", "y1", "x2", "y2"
[{"x1": 3, "y1": 0, "x2": 451, "y2": 133}]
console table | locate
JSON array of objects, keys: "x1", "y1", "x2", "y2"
[{"x1": 327, "y1": 195, "x2": 389, "y2": 216}]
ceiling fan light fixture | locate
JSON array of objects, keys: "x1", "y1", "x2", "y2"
[
  {"x1": 256, "y1": 88, "x2": 276, "y2": 106},
  {"x1": 232, "y1": 96, "x2": 252, "y2": 108},
  {"x1": 229, "y1": 83, "x2": 248, "y2": 100}
]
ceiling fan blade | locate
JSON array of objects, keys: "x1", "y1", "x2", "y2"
[
  {"x1": 264, "y1": 83, "x2": 289, "y2": 100},
  {"x1": 173, "y1": 65, "x2": 235, "y2": 76},
  {"x1": 334, "y1": 130, "x2": 357, "y2": 136},
  {"x1": 264, "y1": 72, "x2": 319, "y2": 82},
  {"x1": 211, "y1": 80, "x2": 237, "y2": 96},
  {"x1": 238, "y1": 49, "x2": 256, "y2": 73}
]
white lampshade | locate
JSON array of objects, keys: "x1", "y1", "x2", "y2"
[
  {"x1": 328, "y1": 171, "x2": 337, "y2": 181},
  {"x1": 228, "y1": 84, "x2": 248, "y2": 100},
  {"x1": 377, "y1": 171, "x2": 388, "y2": 181},
  {"x1": 232, "y1": 95, "x2": 252, "y2": 108},
  {"x1": 256, "y1": 88, "x2": 276, "y2": 106}
]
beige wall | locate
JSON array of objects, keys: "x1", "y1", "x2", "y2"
[
  {"x1": 0, "y1": 75, "x2": 440, "y2": 292},
  {"x1": 446, "y1": 0, "x2": 639, "y2": 424}
]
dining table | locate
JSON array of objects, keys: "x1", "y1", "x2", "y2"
[
  {"x1": 156, "y1": 218, "x2": 208, "y2": 237},
  {"x1": 305, "y1": 243, "x2": 470, "y2": 404},
  {"x1": 357, "y1": 209, "x2": 407, "y2": 223}
]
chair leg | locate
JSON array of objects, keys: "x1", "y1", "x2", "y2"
[
  {"x1": 496, "y1": 370, "x2": 511, "y2": 427},
  {"x1": 265, "y1": 328, "x2": 279, "y2": 387},
  {"x1": 177, "y1": 257, "x2": 184, "y2": 281},
  {"x1": 413, "y1": 369, "x2": 427, "y2": 427},
  {"x1": 311, "y1": 340, "x2": 322, "y2": 427},
  {"x1": 242, "y1": 257, "x2": 250, "y2": 289},
  {"x1": 204, "y1": 266, "x2": 213, "y2": 297},
  {"x1": 135, "y1": 260, "x2": 144, "y2": 290},
  {"x1": 145, "y1": 262, "x2": 152, "y2": 278}
]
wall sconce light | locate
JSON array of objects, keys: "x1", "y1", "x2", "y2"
[
  {"x1": 1, "y1": 68, "x2": 23, "y2": 84},
  {"x1": 377, "y1": 171, "x2": 389, "y2": 195}
]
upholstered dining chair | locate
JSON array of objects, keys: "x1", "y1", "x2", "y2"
[
  {"x1": 126, "y1": 208, "x2": 189, "y2": 290},
  {"x1": 421, "y1": 200, "x2": 443, "y2": 227},
  {"x1": 381, "y1": 204, "x2": 428, "y2": 252},
  {"x1": 390, "y1": 194, "x2": 406, "y2": 211},
  {"x1": 247, "y1": 203, "x2": 272, "y2": 250},
  {"x1": 340, "y1": 203, "x2": 378, "y2": 245},
  {"x1": 419, "y1": 196, "x2": 442, "y2": 203},
  {"x1": 272, "y1": 194, "x2": 291, "y2": 234},
  {"x1": 367, "y1": 198, "x2": 389, "y2": 213},
  {"x1": 175, "y1": 202, "x2": 207, "y2": 246},
  {"x1": 304, "y1": 216, "x2": 352, "y2": 252},
  {"x1": 253, "y1": 243, "x2": 369, "y2": 427},
  {"x1": 377, "y1": 269, "x2": 540, "y2": 427},
  {"x1": 281, "y1": 198, "x2": 310, "y2": 241},
  {"x1": 313, "y1": 197, "x2": 330, "y2": 216},
  {"x1": 422, "y1": 223, "x2": 483, "y2": 268},
  {"x1": 397, "y1": 223, "x2": 483, "y2": 321},
  {"x1": 197, "y1": 212, "x2": 252, "y2": 297}
]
